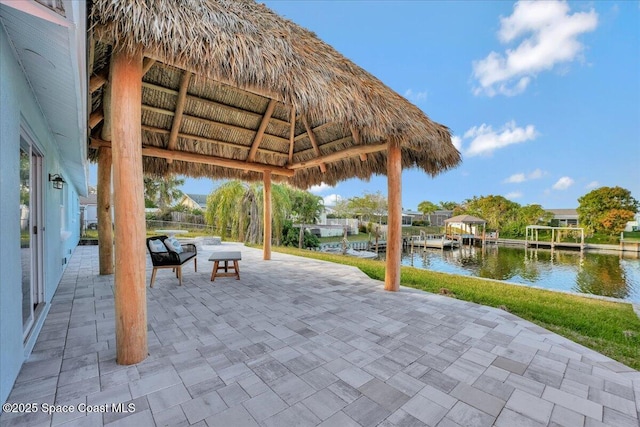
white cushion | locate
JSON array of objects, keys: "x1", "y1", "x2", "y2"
[
  {"x1": 149, "y1": 239, "x2": 168, "y2": 253},
  {"x1": 164, "y1": 237, "x2": 184, "y2": 254}
]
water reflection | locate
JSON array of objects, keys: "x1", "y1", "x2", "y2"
[
  {"x1": 576, "y1": 253, "x2": 630, "y2": 300},
  {"x1": 398, "y1": 245, "x2": 640, "y2": 303}
]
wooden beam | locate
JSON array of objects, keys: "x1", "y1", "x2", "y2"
[
  {"x1": 142, "y1": 58, "x2": 156, "y2": 75},
  {"x1": 293, "y1": 122, "x2": 334, "y2": 142},
  {"x1": 142, "y1": 81, "x2": 290, "y2": 127},
  {"x1": 247, "y1": 99, "x2": 276, "y2": 162},
  {"x1": 167, "y1": 71, "x2": 192, "y2": 157},
  {"x1": 144, "y1": 52, "x2": 284, "y2": 106},
  {"x1": 88, "y1": 32, "x2": 95, "y2": 79},
  {"x1": 89, "y1": 71, "x2": 107, "y2": 93},
  {"x1": 97, "y1": 146, "x2": 113, "y2": 275},
  {"x1": 111, "y1": 49, "x2": 147, "y2": 365},
  {"x1": 288, "y1": 142, "x2": 387, "y2": 170},
  {"x1": 140, "y1": 104, "x2": 290, "y2": 146},
  {"x1": 293, "y1": 135, "x2": 351, "y2": 160},
  {"x1": 90, "y1": 138, "x2": 295, "y2": 177},
  {"x1": 288, "y1": 106, "x2": 295, "y2": 164},
  {"x1": 350, "y1": 125, "x2": 368, "y2": 162},
  {"x1": 385, "y1": 139, "x2": 402, "y2": 292},
  {"x1": 89, "y1": 111, "x2": 104, "y2": 130},
  {"x1": 141, "y1": 125, "x2": 289, "y2": 159},
  {"x1": 302, "y1": 115, "x2": 327, "y2": 173},
  {"x1": 263, "y1": 171, "x2": 272, "y2": 260}
]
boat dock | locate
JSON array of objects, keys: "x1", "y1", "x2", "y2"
[
  {"x1": 525, "y1": 225, "x2": 585, "y2": 251},
  {"x1": 403, "y1": 233, "x2": 459, "y2": 250}
]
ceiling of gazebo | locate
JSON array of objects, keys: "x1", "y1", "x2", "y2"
[{"x1": 88, "y1": 0, "x2": 461, "y2": 189}]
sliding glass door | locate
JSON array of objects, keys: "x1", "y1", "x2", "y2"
[{"x1": 20, "y1": 137, "x2": 43, "y2": 340}]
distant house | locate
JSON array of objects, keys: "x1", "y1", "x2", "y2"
[
  {"x1": 178, "y1": 193, "x2": 208, "y2": 210},
  {"x1": 547, "y1": 209, "x2": 579, "y2": 227},
  {"x1": 79, "y1": 194, "x2": 98, "y2": 230},
  {"x1": 624, "y1": 213, "x2": 640, "y2": 232}
]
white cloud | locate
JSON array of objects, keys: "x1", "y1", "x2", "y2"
[
  {"x1": 527, "y1": 168, "x2": 545, "y2": 180},
  {"x1": 451, "y1": 136, "x2": 462, "y2": 151},
  {"x1": 503, "y1": 168, "x2": 546, "y2": 183},
  {"x1": 323, "y1": 194, "x2": 343, "y2": 206},
  {"x1": 404, "y1": 89, "x2": 428, "y2": 102},
  {"x1": 463, "y1": 121, "x2": 537, "y2": 157},
  {"x1": 309, "y1": 183, "x2": 332, "y2": 194},
  {"x1": 504, "y1": 173, "x2": 526, "y2": 184},
  {"x1": 552, "y1": 176, "x2": 574, "y2": 190},
  {"x1": 585, "y1": 181, "x2": 599, "y2": 189},
  {"x1": 472, "y1": 1, "x2": 598, "y2": 96},
  {"x1": 506, "y1": 191, "x2": 523, "y2": 199}
]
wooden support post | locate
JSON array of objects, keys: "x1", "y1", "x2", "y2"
[
  {"x1": 298, "y1": 226, "x2": 304, "y2": 249},
  {"x1": 385, "y1": 139, "x2": 402, "y2": 291},
  {"x1": 263, "y1": 171, "x2": 272, "y2": 260},
  {"x1": 111, "y1": 49, "x2": 147, "y2": 365},
  {"x1": 97, "y1": 147, "x2": 113, "y2": 275}
]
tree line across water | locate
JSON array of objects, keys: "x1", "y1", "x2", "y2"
[{"x1": 143, "y1": 178, "x2": 638, "y2": 246}]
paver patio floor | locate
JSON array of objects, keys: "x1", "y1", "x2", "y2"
[{"x1": 2, "y1": 243, "x2": 639, "y2": 426}]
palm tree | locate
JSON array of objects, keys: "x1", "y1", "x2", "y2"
[
  {"x1": 206, "y1": 180, "x2": 291, "y2": 244},
  {"x1": 417, "y1": 200, "x2": 438, "y2": 221},
  {"x1": 144, "y1": 175, "x2": 185, "y2": 209}
]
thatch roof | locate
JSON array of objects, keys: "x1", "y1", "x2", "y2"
[{"x1": 88, "y1": 0, "x2": 460, "y2": 188}]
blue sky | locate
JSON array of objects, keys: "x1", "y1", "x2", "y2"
[{"x1": 168, "y1": 1, "x2": 640, "y2": 210}]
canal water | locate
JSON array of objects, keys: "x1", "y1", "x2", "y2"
[{"x1": 388, "y1": 245, "x2": 640, "y2": 303}]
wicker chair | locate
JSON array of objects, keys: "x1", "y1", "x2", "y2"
[{"x1": 146, "y1": 236, "x2": 197, "y2": 287}]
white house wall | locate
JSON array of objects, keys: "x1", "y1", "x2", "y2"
[{"x1": 0, "y1": 26, "x2": 82, "y2": 406}]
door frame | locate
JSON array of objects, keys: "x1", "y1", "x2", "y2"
[{"x1": 20, "y1": 125, "x2": 45, "y2": 342}]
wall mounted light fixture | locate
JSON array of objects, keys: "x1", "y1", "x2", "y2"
[{"x1": 49, "y1": 173, "x2": 65, "y2": 190}]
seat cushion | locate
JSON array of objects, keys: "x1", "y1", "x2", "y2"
[{"x1": 178, "y1": 250, "x2": 196, "y2": 263}]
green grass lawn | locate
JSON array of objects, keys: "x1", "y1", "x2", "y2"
[{"x1": 272, "y1": 245, "x2": 640, "y2": 370}]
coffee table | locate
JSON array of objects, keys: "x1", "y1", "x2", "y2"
[{"x1": 208, "y1": 251, "x2": 241, "y2": 281}]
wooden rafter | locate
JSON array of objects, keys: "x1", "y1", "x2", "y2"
[
  {"x1": 301, "y1": 115, "x2": 327, "y2": 173},
  {"x1": 89, "y1": 110, "x2": 104, "y2": 130},
  {"x1": 140, "y1": 104, "x2": 290, "y2": 146},
  {"x1": 142, "y1": 81, "x2": 290, "y2": 127},
  {"x1": 167, "y1": 71, "x2": 192, "y2": 157},
  {"x1": 142, "y1": 58, "x2": 156, "y2": 75},
  {"x1": 89, "y1": 71, "x2": 107, "y2": 93},
  {"x1": 289, "y1": 142, "x2": 387, "y2": 170},
  {"x1": 350, "y1": 125, "x2": 367, "y2": 162},
  {"x1": 288, "y1": 106, "x2": 295, "y2": 164},
  {"x1": 293, "y1": 136, "x2": 351, "y2": 160},
  {"x1": 142, "y1": 125, "x2": 289, "y2": 159},
  {"x1": 294, "y1": 122, "x2": 333, "y2": 142},
  {"x1": 247, "y1": 99, "x2": 276, "y2": 162},
  {"x1": 90, "y1": 138, "x2": 294, "y2": 177}
]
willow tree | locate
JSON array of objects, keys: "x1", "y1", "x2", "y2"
[{"x1": 206, "y1": 180, "x2": 291, "y2": 244}]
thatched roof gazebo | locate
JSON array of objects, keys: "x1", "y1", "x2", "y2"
[
  {"x1": 445, "y1": 214, "x2": 487, "y2": 241},
  {"x1": 88, "y1": 0, "x2": 460, "y2": 364}
]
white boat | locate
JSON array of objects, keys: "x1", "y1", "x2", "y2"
[{"x1": 345, "y1": 248, "x2": 378, "y2": 259}]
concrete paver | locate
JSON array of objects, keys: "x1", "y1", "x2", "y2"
[{"x1": 1, "y1": 243, "x2": 639, "y2": 426}]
